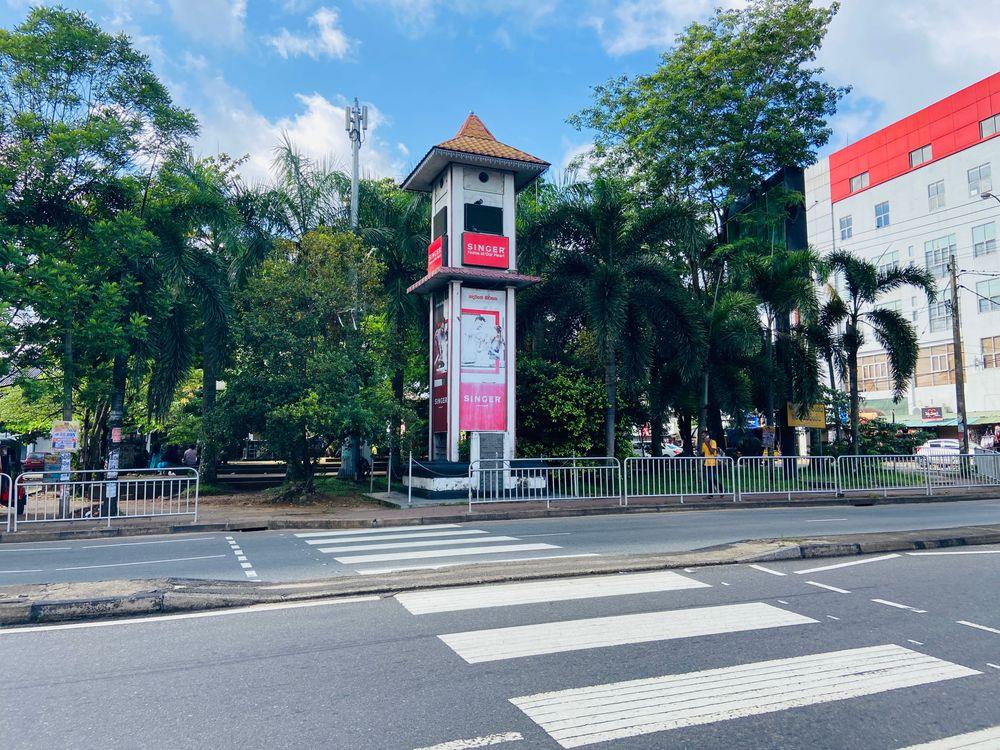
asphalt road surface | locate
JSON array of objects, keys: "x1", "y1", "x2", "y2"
[
  {"x1": 1, "y1": 498, "x2": 1000, "y2": 585},
  {"x1": 2, "y1": 545, "x2": 999, "y2": 749}
]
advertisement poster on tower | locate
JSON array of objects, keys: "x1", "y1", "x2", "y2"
[
  {"x1": 431, "y1": 292, "x2": 448, "y2": 433},
  {"x1": 459, "y1": 287, "x2": 507, "y2": 431}
]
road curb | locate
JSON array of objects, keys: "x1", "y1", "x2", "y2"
[
  {"x1": 1, "y1": 524, "x2": 998, "y2": 628},
  {"x1": 3, "y1": 491, "x2": 998, "y2": 544}
]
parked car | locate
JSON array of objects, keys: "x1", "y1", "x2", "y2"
[
  {"x1": 22, "y1": 452, "x2": 45, "y2": 471},
  {"x1": 915, "y1": 439, "x2": 960, "y2": 457},
  {"x1": 662, "y1": 442, "x2": 683, "y2": 457}
]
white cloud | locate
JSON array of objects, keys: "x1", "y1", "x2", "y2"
[
  {"x1": 190, "y1": 72, "x2": 403, "y2": 182},
  {"x1": 584, "y1": 0, "x2": 744, "y2": 56},
  {"x1": 167, "y1": 0, "x2": 246, "y2": 47},
  {"x1": 267, "y1": 5, "x2": 354, "y2": 59},
  {"x1": 364, "y1": 0, "x2": 557, "y2": 37}
]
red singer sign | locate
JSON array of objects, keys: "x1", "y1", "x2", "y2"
[
  {"x1": 427, "y1": 235, "x2": 445, "y2": 272},
  {"x1": 462, "y1": 232, "x2": 509, "y2": 269}
]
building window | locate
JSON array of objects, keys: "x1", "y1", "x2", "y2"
[
  {"x1": 973, "y1": 222, "x2": 996, "y2": 256},
  {"x1": 927, "y1": 180, "x2": 946, "y2": 211},
  {"x1": 839, "y1": 215, "x2": 852, "y2": 240},
  {"x1": 981, "y1": 114, "x2": 1000, "y2": 139},
  {"x1": 928, "y1": 301, "x2": 953, "y2": 332},
  {"x1": 983, "y1": 336, "x2": 1000, "y2": 368},
  {"x1": 850, "y1": 172, "x2": 869, "y2": 192},
  {"x1": 916, "y1": 344, "x2": 955, "y2": 387},
  {"x1": 968, "y1": 163, "x2": 992, "y2": 197},
  {"x1": 875, "y1": 201, "x2": 890, "y2": 228},
  {"x1": 860, "y1": 354, "x2": 891, "y2": 392},
  {"x1": 924, "y1": 234, "x2": 956, "y2": 278},
  {"x1": 976, "y1": 279, "x2": 1000, "y2": 313},
  {"x1": 909, "y1": 144, "x2": 933, "y2": 167},
  {"x1": 877, "y1": 250, "x2": 899, "y2": 276},
  {"x1": 877, "y1": 299, "x2": 902, "y2": 314}
]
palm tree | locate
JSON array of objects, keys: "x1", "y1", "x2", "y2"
[
  {"x1": 824, "y1": 250, "x2": 937, "y2": 454},
  {"x1": 529, "y1": 176, "x2": 705, "y2": 457},
  {"x1": 358, "y1": 180, "x2": 428, "y2": 478}
]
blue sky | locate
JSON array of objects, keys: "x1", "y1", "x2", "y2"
[{"x1": 3, "y1": 1, "x2": 998, "y2": 183}]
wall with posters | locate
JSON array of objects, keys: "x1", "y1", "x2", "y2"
[{"x1": 459, "y1": 287, "x2": 507, "y2": 431}]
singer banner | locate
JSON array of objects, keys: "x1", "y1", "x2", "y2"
[{"x1": 459, "y1": 287, "x2": 507, "y2": 431}]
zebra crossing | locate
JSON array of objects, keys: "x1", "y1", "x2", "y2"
[
  {"x1": 294, "y1": 524, "x2": 598, "y2": 574},
  {"x1": 400, "y1": 569, "x2": 991, "y2": 749}
]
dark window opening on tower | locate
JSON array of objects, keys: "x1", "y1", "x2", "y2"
[{"x1": 465, "y1": 203, "x2": 503, "y2": 235}]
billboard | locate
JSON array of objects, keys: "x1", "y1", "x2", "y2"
[
  {"x1": 431, "y1": 292, "x2": 449, "y2": 434},
  {"x1": 462, "y1": 232, "x2": 509, "y2": 269},
  {"x1": 459, "y1": 287, "x2": 507, "y2": 431},
  {"x1": 786, "y1": 403, "x2": 826, "y2": 429},
  {"x1": 427, "y1": 235, "x2": 445, "y2": 272}
]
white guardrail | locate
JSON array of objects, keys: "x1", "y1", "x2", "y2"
[
  {"x1": 1, "y1": 472, "x2": 13, "y2": 532},
  {"x1": 7, "y1": 467, "x2": 199, "y2": 532},
  {"x1": 468, "y1": 457, "x2": 622, "y2": 510},
  {"x1": 736, "y1": 455, "x2": 839, "y2": 500}
]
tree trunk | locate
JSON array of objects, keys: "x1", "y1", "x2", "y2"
[
  {"x1": 390, "y1": 366, "x2": 404, "y2": 480},
  {"x1": 104, "y1": 353, "x2": 127, "y2": 517},
  {"x1": 200, "y1": 352, "x2": 218, "y2": 484},
  {"x1": 826, "y1": 352, "x2": 843, "y2": 442},
  {"x1": 846, "y1": 324, "x2": 861, "y2": 455},
  {"x1": 698, "y1": 374, "x2": 709, "y2": 445},
  {"x1": 679, "y1": 413, "x2": 694, "y2": 456},
  {"x1": 604, "y1": 348, "x2": 617, "y2": 458}
]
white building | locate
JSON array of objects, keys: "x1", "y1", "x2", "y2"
[{"x1": 806, "y1": 72, "x2": 1000, "y2": 440}]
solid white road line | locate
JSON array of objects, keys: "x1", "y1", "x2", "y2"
[
  {"x1": 0, "y1": 568, "x2": 44, "y2": 574},
  {"x1": 52, "y1": 554, "x2": 227, "y2": 571},
  {"x1": 413, "y1": 732, "x2": 524, "y2": 750},
  {"x1": 304, "y1": 530, "x2": 488, "y2": 545},
  {"x1": 79, "y1": 537, "x2": 218, "y2": 549},
  {"x1": 988, "y1": 663, "x2": 1000, "y2": 670},
  {"x1": 440, "y1": 603, "x2": 818, "y2": 663},
  {"x1": 0, "y1": 547, "x2": 72, "y2": 553},
  {"x1": 906, "y1": 550, "x2": 1000, "y2": 556},
  {"x1": 747, "y1": 564, "x2": 787, "y2": 576},
  {"x1": 356, "y1": 554, "x2": 600, "y2": 575},
  {"x1": 397, "y1": 571, "x2": 710, "y2": 615},
  {"x1": 805, "y1": 518, "x2": 848, "y2": 523},
  {"x1": 957, "y1": 620, "x2": 1000, "y2": 636},
  {"x1": 510, "y1": 645, "x2": 980, "y2": 749},
  {"x1": 897, "y1": 725, "x2": 1000, "y2": 749},
  {"x1": 295, "y1": 524, "x2": 460, "y2": 538},
  {"x1": 318, "y1": 536, "x2": 522, "y2": 553},
  {"x1": 794, "y1": 553, "x2": 900, "y2": 575},
  {"x1": 334, "y1": 543, "x2": 559, "y2": 564},
  {"x1": 805, "y1": 581, "x2": 851, "y2": 594},
  {"x1": 0, "y1": 596, "x2": 382, "y2": 634},
  {"x1": 872, "y1": 599, "x2": 927, "y2": 614}
]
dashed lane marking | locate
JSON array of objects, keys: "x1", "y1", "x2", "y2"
[
  {"x1": 957, "y1": 620, "x2": 1000, "y2": 636},
  {"x1": 805, "y1": 581, "x2": 851, "y2": 594},
  {"x1": 747, "y1": 564, "x2": 787, "y2": 576},
  {"x1": 872, "y1": 599, "x2": 927, "y2": 614},
  {"x1": 794, "y1": 553, "x2": 900, "y2": 575},
  {"x1": 906, "y1": 550, "x2": 1000, "y2": 556},
  {"x1": 226, "y1": 536, "x2": 258, "y2": 579},
  {"x1": 896, "y1": 724, "x2": 1000, "y2": 748}
]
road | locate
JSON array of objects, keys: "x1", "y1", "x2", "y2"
[
  {"x1": 1, "y1": 497, "x2": 999, "y2": 585},
  {"x1": 2, "y1": 545, "x2": 999, "y2": 748}
]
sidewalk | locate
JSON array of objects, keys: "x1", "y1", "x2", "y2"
[
  {"x1": 2, "y1": 523, "x2": 999, "y2": 628},
  {"x1": 3, "y1": 485, "x2": 1000, "y2": 543}
]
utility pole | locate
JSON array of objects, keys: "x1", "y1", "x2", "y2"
[
  {"x1": 341, "y1": 98, "x2": 368, "y2": 480},
  {"x1": 948, "y1": 255, "x2": 969, "y2": 454}
]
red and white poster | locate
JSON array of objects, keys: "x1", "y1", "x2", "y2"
[
  {"x1": 459, "y1": 287, "x2": 507, "y2": 431},
  {"x1": 462, "y1": 232, "x2": 509, "y2": 269},
  {"x1": 431, "y1": 292, "x2": 449, "y2": 434}
]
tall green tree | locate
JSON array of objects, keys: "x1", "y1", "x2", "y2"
[
  {"x1": 527, "y1": 177, "x2": 704, "y2": 457},
  {"x1": 824, "y1": 251, "x2": 937, "y2": 454}
]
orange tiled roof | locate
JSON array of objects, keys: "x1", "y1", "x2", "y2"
[{"x1": 434, "y1": 113, "x2": 547, "y2": 165}]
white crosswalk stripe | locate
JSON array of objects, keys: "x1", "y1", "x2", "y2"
[
  {"x1": 510, "y1": 644, "x2": 981, "y2": 748},
  {"x1": 397, "y1": 571, "x2": 709, "y2": 615},
  {"x1": 440, "y1": 602, "x2": 818, "y2": 663},
  {"x1": 294, "y1": 523, "x2": 579, "y2": 572},
  {"x1": 898, "y1": 725, "x2": 1000, "y2": 749}
]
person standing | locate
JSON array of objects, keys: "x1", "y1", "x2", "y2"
[{"x1": 700, "y1": 433, "x2": 724, "y2": 497}]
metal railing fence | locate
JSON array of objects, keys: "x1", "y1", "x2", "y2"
[
  {"x1": 735, "y1": 456, "x2": 838, "y2": 501},
  {"x1": 10, "y1": 468, "x2": 199, "y2": 532},
  {"x1": 623, "y1": 456, "x2": 735, "y2": 504},
  {"x1": 837, "y1": 455, "x2": 930, "y2": 496},
  {"x1": 924, "y1": 452, "x2": 1000, "y2": 490},
  {"x1": 468, "y1": 457, "x2": 622, "y2": 510}
]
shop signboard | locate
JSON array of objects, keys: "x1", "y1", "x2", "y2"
[{"x1": 462, "y1": 232, "x2": 509, "y2": 269}]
